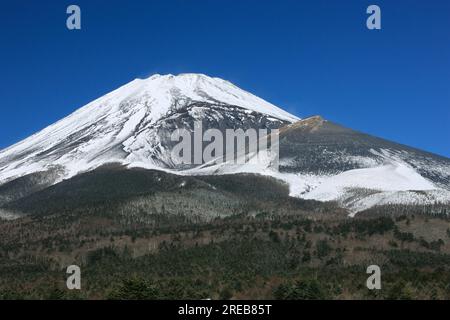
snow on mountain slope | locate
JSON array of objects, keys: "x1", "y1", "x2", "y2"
[
  {"x1": 0, "y1": 73, "x2": 298, "y2": 184},
  {"x1": 297, "y1": 161, "x2": 450, "y2": 214},
  {"x1": 0, "y1": 208, "x2": 19, "y2": 220},
  {"x1": 301, "y1": 162, "x2": 435, "y2": 202}
]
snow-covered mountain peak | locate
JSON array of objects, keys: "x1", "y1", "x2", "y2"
[
  {"x1": 0, "y1": 73, "x2": 298, "y2": 184},
  {"x1": 122, "y1": 73, "x2": 299, "y2": 122}
]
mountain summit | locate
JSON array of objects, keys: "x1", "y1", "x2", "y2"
[{"x1": 0, "y1": 73, "x2": 449, "y2": 216}]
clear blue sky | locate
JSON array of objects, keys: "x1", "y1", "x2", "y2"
[{"x1": 1, "y1": 0, "x2": 449, "y2": 157}]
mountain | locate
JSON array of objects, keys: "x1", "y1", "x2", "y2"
[
  {"x1": 0, "y1": 73, "x2": 297, "y2": 183},
  {"x1": 0, "y1": 73, "x2": 449, "y2": 217}
]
